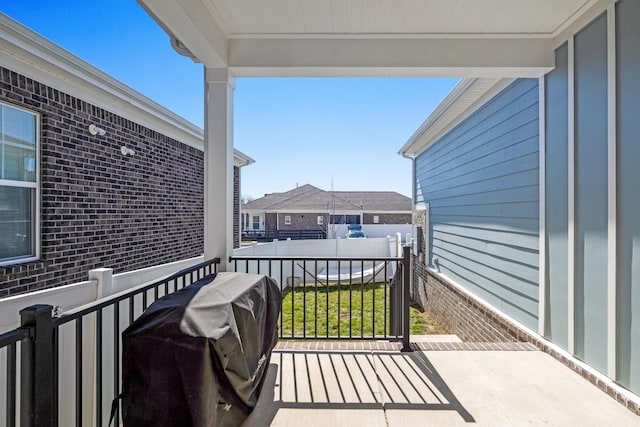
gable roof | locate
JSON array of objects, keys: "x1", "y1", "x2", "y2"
[
  {"x1": 244, "y1": 184, "x2": 410, "y2": 212},
  {"x1": 399, "y1": 77, "x2": 514, "y2": 158}
]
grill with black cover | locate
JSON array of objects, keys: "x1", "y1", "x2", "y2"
[{"x1": 120, "y1": 272, "x2": 281, "y2": 427}]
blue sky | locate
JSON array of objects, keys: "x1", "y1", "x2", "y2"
[{"x1": 1, "y1": 1, "x2": 458, "y2": 198}]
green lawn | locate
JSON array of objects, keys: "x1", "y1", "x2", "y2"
[{"x1": 279, "y1": 282, "x2": 428, "y2": 338}]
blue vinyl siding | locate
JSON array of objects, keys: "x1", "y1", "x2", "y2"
[
  {"x1": 616, "y1": 0, "x2": 640, "y2": 394},
  {"x1": 574, "y1": 13, "x2": 608, "y2": 374},
  {"x1": 545, "y1": 44, "x2": 569, "y2": 349},
  {"x1": 415, "y1": 79, "x2": 539, "y2": 329}
]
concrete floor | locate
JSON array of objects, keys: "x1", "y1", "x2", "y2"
[{"x1": 243, "y1": 338, "x2": 640, "y2": 427}]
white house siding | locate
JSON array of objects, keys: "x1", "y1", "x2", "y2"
[{"x1": 415, "y1": 78, "x2": 540, "y2": 330}]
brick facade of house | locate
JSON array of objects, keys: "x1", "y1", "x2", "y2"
[
  {"x1": 278, "y1": 212, "x2": 328, "y2": 231},
  {"x1": 0, "y1": 66, "x2": 205, "y2": 297},
  {"x1": 362, "y1": 213, "x2": 411, "y2": 224}
]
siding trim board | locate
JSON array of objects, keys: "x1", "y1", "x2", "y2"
[
  {"x1": 538, "y1": 75, "x2": 547, "y2": 336},
  {"x1": 567, "y1": 35, "x2": 576, "y2": 355},
  {"x1": 606, "y1": 3, "x2": 617, "y2": 380}
]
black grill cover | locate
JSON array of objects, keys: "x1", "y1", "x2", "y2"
[{"x1": 120, "y1": 272, "x2": 281, "y2": 427}]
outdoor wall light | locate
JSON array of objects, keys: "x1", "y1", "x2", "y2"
[
  {"x1": 120, "y1": 146, "x2": 135, "y2": 156},
  {"x1": 88, "y1": 124, "x2": 106, "y2": 136}
]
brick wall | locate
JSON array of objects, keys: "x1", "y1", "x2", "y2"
[
  {"x1": 278, "y1": 212, "x2": 327, "y2": 231},
  {"x1": 0, "y1": 66, "x2": 204, "y2": 297},
  {"x1": 265, "y1": 213, "x2": 277, "y2": 232},
  {"x1": 363, "y1": 213, "x2": 411, "y2": 224},
  {"x1": 412, "y1": 261, "x2": 518, "y2": 342}
]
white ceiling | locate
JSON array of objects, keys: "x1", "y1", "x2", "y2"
[
  {"x1": 138, "y1": 0, "x2": 608, "y2": 77},
  {"x1": 208, "y1": 0, "x2": 592, "y2": 37}
]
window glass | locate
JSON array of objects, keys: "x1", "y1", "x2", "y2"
[
  {"x1": 252, "y1": 215, "x2": 260, "y2": 230},
  {"x1": 373, "y1": 215, "x2": 379, "y2": 224},
  {"x1": 2, "y1": 107, "x2": 36, "y2": 146},
  {"x1": 0, "y1": 103, "x2": 38, "y2": 264},
  {"x1": 4, "y1": 145, "x2": 36, "y2": 181},
  {"x1": 284, "y1": 215, "x2": 291, "y2": 225},
  {"x1": 0, "y1": 186, "x2": 33, "y2": 260},
  {"x1": 317, "y1": 215, "x2": 323, "y2": 225}
]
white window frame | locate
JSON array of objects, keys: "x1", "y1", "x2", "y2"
[
  {"x1": 373, "y1": 215, "x2": 379, "y2": 224},
  {"x1": 251, "y1": 215, "x2": 260, "y2": 230},
  {"x1": 0, "y1": 102, "x2": 40, "y2": 266},
  {"x1": 284, "y1": 215, "x2": 291, "y2": 225},
  {"x1": 317, "y1": 215, "x2": 323, "y2": 225}
]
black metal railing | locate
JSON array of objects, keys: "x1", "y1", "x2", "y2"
[
  {"x1": 0, "y1": 258, "x2": 219, "y2": 427},
  {"x1": 241, "y1": 229, "x2": 326, "y2": 242},
  {"x1": 230, "y1": 246, "x2": 411, "y2": 350}
]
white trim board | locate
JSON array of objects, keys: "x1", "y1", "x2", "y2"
[
  {"x1": 606, "y1": 4, "x2": 617, "y2": 380},
  {"x1": 567, "y1": 36, "x2": 576, "y2": 355},
  {"x1": 538, "y1": 76, "x2": 547, "y2": 336}
]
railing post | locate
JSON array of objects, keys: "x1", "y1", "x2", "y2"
[
  {"x1": 401, "y1": 246, "x2": 412, "y2": 352},
  {"x1": 90, "y1": 267, "x2": 114, "y2": 298},
  {"x1": 20, "y1": 304, "x2": 55, "y2": 427}
]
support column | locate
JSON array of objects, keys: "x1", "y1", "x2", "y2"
[{"x1": 204, "y1": 67, "x2": 235, "y2": 270}]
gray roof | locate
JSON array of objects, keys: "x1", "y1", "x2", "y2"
[{"x1": 244, "y1": 184, "x2": 411, "y2": 212}]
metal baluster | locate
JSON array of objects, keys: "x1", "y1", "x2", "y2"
[
  {"x1": 302, "y1": 260, "x2": 306, "y2": 339},
  {"x1": 6, "y1": 342, "x2": 17, "y2": 427},
  {"x1": 96, "y1": 310, "x2": 103, "y2": 427},
  {"x1": 337, "y1": 259, "x2": 341, "y2": 338},
  {"x1": 113, "y1": 302, "x2": 120, "y2": 427},
  {"x1": 76, "y1": 318, "x2": 83, "y2": 427}
]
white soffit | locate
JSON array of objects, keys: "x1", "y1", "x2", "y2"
[
  {"x1": 209, "y1": 0, "x2": 592, "y2": 36},
  {"x1": 138, "y1": 0, "x2": 602, "y2": 76},
  {"x1": 399, "y1": 77, "x2": 514, "y2": 157}
]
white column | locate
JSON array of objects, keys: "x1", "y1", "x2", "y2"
[{"x1": 204, "y1": 67, "x2": 235, "y2": 270}]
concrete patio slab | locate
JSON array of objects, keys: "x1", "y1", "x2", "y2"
[{"x1": 243, "y1": 347, "x2": 640, "y2": 427}]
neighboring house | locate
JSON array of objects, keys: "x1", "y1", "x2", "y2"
[
  {"x1": 242, "y1": 184, "x2": 411, "y2": 240},
  {"x1": 0, "y1": 15, "x2": 253, "y2": 297},
  {"x1": 400, "y1": 0, "x2": 640, "y2": 400}
]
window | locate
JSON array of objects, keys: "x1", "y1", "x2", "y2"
[
  {"x1": 0, "y1": 103, "x2": 39, "y2": 265},
  {"x1": 317, "y1": 215, "x2": 323, "y2": 225},
  {"x1": 373, "y1": 215, "x2": 379, "y2": 224},
  {"x1": 329, "y1": 214, "x2": 360, "y2": 224},
  {"x1": 252, "y1": 215, "x2": 260, "y2": 230},
  {"x1": 284, "y1": 215, "x2": 291, "y2": 225}
]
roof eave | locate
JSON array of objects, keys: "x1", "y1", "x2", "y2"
[
  {"x1": 0, "y1": 13, "x2": 253, "y2": 165},
  {"x1": 399, "y1": 77, "x2": 515, "y2": 158}
]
